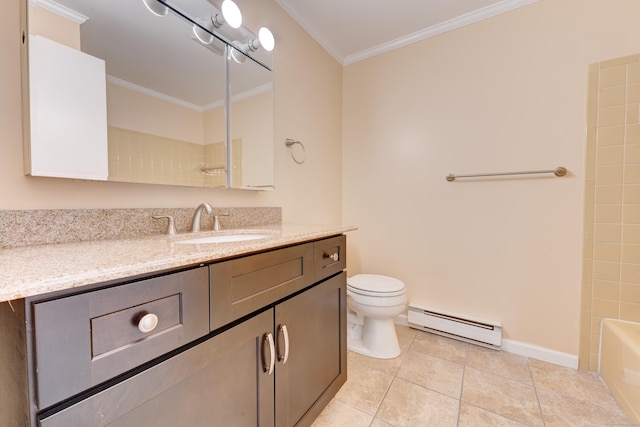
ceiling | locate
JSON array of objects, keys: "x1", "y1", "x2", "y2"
[{"x1": 274, "y1": 0, "x2": 537, "y2": 65}]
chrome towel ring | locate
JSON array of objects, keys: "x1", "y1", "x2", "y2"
[{"x1": 285, "y1": 138, "x2": 306, "y2": 164}]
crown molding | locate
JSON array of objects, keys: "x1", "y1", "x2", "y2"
[
  {"x1": 29, "y1": 0, "x2": 88, "y2": 24},
  {"x1": 344, "y1": 0, "x2": 538, "y2": 65}
]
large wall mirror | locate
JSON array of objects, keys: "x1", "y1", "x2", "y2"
[{"x1": 22, "y1": 0, "x2": 274, "y2": 190}]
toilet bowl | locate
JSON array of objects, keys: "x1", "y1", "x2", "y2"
[{"x1": 347, "y1": 274, "x2": 407, "y2": 359}]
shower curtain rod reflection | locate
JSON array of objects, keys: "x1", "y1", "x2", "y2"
[{"x1": 446, "y1": 167, "x2": 567, "y2": 182}]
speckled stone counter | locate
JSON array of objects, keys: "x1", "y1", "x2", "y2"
[{"x1": 0, "y1": 223, "x2": 356, "y2": 302}]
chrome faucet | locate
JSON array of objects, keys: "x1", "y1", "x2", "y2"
[{"x1": 191, "y1": 202, "x2": 213, "y2": 232}]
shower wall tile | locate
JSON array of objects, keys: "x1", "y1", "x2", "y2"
[
  {"x1": 628, "y1": 84, "x2": 640, "y2": 104},
  {"x1": 594, "y1": 242, "x2": 621, "y2": 262},
  {"x1": 599, "y1": 65, "x2": 626, "y2": 88},
  {"x1": 622, "y1": 263, "x2": 640, "y2": 283},
  {"x1": 627, "y1": 144, "x2": 640, "y2": 164},
  {"x1": 624, "y1": 185, "x2": 640, "y2": 203},
  {"x1": 597, "y1": 146, "x2": 624, "y2": 165},
  {"x1": 597, "y1": 165, "x2": 624, "y2": 185},
  {"x1": 623, "y1": 205, "x2": 640, "y2": 223},
  {"x1": 598, "y1": 106, "x2": 626, "y2": 127},
  {"x1": 624, "y1": 165, "x2": 640, "y2": 184},
  {"x1": 594, "y1": 204, "x2": 622, "y2": 223},
  {"x1": 597, "y1": 126, "x2": 625, "y2": 146},
  {"x1": 599, "y1": 86, "x2": 626, "y2": 107},
  {"x1": 594, "y1": 223, "x2": 621, "y2": 242},
  {"x1": 627, "y1": 104, "x2": 640, "y2": 124},
  {"x1": 629, "y1": 61, "x2": 640, "y2": 83},
  {"x1": 593, "y1": 280, "x2": 620, "y2": 300},
  {"x1": 624, "y1": 225, "x2": 640, "y2": 244},
  {"x1": 620, "y1": 302, "x2": 640, "y2": 322},
  {"x1": 592, "y1": 298, "x2": 619, "y2": 318},
  {"x1": 621, "y1": 244, "x2": 640, "y2": 263},
  {"x1": 595, "y1": 185, "x2": 623, "y2": 204},
  {"x1": 627, "y1": 125, "x2": 640, "y2": 144},
  {"x1": 593, "y1": 261, "x2": 620, "y2": 281},
  {"x1": 621, "y1": 283, "x2": 640, "y2": 303},
  {"x1": 581, "y1": 54, "x2": 640, "y2": 371}
]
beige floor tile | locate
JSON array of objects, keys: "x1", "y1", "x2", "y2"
[
  {"x1": 458, "y1": 403, "x2": 530, "y2": 427},
  {"x1": 466, "y1": 345, "x2": 532, "y2": 384},
  {"x1": 395, "y1": 324, "x2": 418, "y2": 351},
  {"x1": 336, "y1": 359, "x2": 394, "y2": 415},
  {"x1": 316, "y1": 326, "x2": 631, "y2": 427},
  {"x1": 311, "y1": 399, "x2": 372, "y2": 427},
  {"x1": 537, "y1": 387, "x2": 633, "y2": 427},
  {"x1": 346, "y1": 325, "x2": 417, "y2": 377},
  {"x1": 397, "y1": 349, "x2": 464, "y2": 398},
  {"x1": 461, "y1": 366, "x2": 544, "y2": 427},
  {"x1": 348, "y1": 350, "x2": 406, "y2": 376},
  {"x1": 410, "y1": 330, "x2": 468, "y2": 364},
  {"x1": 529, "y1": 358, "x2": 621, "y2": 411},
  {"x1": 376, "y1": 378, "x2": 459, "y2": 427},
  {"x1": 370, "y1": 418, "x2": 395, "y2": 427}
]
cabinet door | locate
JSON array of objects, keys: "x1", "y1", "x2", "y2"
[
  {"x1": 39, "y1": 310, "x2": 275, "y2": 427},
  {"x1": 275, "y1": 272, "x2": 347, "y2": 427},
  {"x1": 26, "y1": 35, "x2": 108, "y2": 180}
]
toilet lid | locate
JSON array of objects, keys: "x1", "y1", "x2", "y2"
[{"x1": 347, "y1": 274, "x2": 405, "y2": 295}]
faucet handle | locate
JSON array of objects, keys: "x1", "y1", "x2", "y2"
[
  {"x1": 152, "y1": 215, "x2": 177, "y2": 235},
  {"x1": 213, "y1": 213, "x2": 230, "y2": 231}
]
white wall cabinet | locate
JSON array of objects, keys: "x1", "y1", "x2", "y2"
[{"x1": 25, "y1": 35, "x2": 108, "y2": 180}]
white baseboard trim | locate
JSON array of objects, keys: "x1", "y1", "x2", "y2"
[
  {"x1": 396, "y1": 314, "x2": 579, "y2": 370},
  {"x1": 501, "y1": 339, "x2": 578, "y2": 369}
]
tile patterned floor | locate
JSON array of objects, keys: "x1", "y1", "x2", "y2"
[{"x1": 312, "y1": 325, "x2": 636, "y2": 427}]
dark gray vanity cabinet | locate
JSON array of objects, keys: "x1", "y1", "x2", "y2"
[
  {"x1": 209, "y1": 235, "x2": 347, "y2": 427},
  {"x1": 39, "y1": 309, "x2": 275, "y2": 427},
  {"x1": 0, "y1": 235, "x2": 347, "y2": 427},
  {"x1": 275, "y1": 272, "x2": 346, "y2": 426}
]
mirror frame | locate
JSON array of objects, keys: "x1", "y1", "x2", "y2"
[{"x1": 21, "y1": 0, "x2": 275, "y2": 190}]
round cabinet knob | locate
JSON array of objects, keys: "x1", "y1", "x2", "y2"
[
  {"x1": 325, "y1": 253, "x2": 338, "y2": 262},
  {"x1": 137, "y1": 313, "x2": 159, "y2": 333}
]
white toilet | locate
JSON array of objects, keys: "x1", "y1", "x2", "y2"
[{"x1": 347, "y1": 274, "x2": 407, "y2": 359}]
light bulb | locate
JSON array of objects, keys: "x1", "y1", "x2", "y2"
[
  {"x1": 142, "y1": 0, "x2": 168, "y2": 16},
  {"x1": 193, "y1": 18, "x2": 214, "y2": 44},
  {"x1": 221, "y1": 0, "x2": 242, "y2": 29},
  {"x1": 228, "y1": 47, "x2": 246, "y2": 64},
  {"x1": 258, "y1": 27, "x2": 275, "y2": 51}
]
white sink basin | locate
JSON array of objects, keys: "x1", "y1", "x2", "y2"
[{"x1": 177, "y1": 234, "x2": 272, "y2": 244}]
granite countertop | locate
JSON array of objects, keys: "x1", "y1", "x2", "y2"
[{"x1": 0, "y1": 223, "x2": 356, "y2": 302}]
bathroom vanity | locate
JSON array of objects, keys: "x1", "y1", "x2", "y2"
[{"x1": 0, "y1": 227, "x2": 350, "y2": 427}]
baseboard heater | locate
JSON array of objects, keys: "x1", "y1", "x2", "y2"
[{"x1": 408, "y1": 304, "x2": 502, "y2": 349}]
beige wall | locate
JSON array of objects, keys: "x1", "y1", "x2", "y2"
[
  {"x1": 581, "y1": 55, "x2": 640, "y2": 370},
  {"x1": 343, "y1": 0, "x2": 640, "y2": 358},
  {"x1": 1, "y1": 0, "x2": 343, "y2": 225}
]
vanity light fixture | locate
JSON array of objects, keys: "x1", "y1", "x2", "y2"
[
  {"x1": 229, "y1": 27, "x2": 275, "y2": 62},
  {"x1": 142, "y1": 0, "x2": 168, "y2": 17},
  {"x1": 228, "y1": 46, "x2": 246, "y2": 64},
  {"x1": 148, "y1": 0, "x2": 275, "y2": 58},
  {"x1": 248, "y1": 27, "x2": 275, "y2": 52},
  {"x1": 220, "y1": 0, "x2": 242, "y2": 29}
]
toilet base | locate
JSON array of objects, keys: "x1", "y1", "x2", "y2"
[{"x1": 347, "y1": 317, "x2": 401, "y2": 359}]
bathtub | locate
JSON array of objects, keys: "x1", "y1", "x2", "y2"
[{"x1": 599, "y1": 319, "x2": 640, "y2": 424}]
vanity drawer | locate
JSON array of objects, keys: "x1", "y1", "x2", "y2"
[
  {"x1": 210, "y1": 242, "x2": 313, "y2": 330},
  {"x1": 313, "y1": 235, "x2": 346, "y2": 282},
  {"x1": 32, "y1": 266, "x2": 209, "y2": 409}
]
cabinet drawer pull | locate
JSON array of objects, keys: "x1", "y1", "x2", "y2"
[
  {"x1": 263, "y1": 333, "x2": 276, "y2": 375},
  {"x1": 324, "y1": 252, "x2": 339, "y2": 262},
  {"x1": 277, "y1": 324, "x2": 290, "y2": 364},
  {"x1": 137, "y1": 313, "x2": 159, "y2": 333}
]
